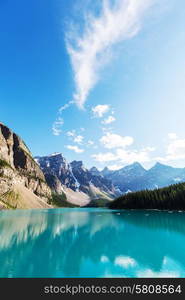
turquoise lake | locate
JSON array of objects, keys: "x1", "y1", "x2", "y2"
[{"x1": 0, "y1": 208, "x2": 185, "y2": 278}]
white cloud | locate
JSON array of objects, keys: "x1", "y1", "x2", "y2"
[
  {"x1": 115, "y1": 256, "x2": 137, "y2": 268},
  {"x1": 142, "y1": 146, "x2": 155, "y2": 152},
  {"x1": 101, "y1": 126, "x2": 114, "y2": 133},
  {"x1": 100, "y1": 132, "x2": 134, "y2": 149},
  {"x1": 92, "y1": 147, "x2": 153, "y2": 165},
  {"x1": 52, "y1": 117, "x2": 64, "y2": 136},
  {"x1": 66, "y1": 130, "x2": 76, "y2": 137},
  {"x1": 93, "y1": 131, "x2": 155, "y2": 165},
  {"x1": 157, "y1": 134, "x2": 185, "y2": 162},
  {"x1": 167, "y1": 139, "x2": 185, "y2": 158},
  {"x1": 168, "y1": 133, "x2": 178, "y2": 140},
  {"x1": 102, "y1": 115, "x2": 116, "y2": 124},
  {"x1": 74, "y1": 135, "x2": 84, "y2": 144},
  {"x1": 66, "y1": 145, "x2": 84, "y2": 153},
  {"x1": 107, "y1": 164, "x2": 124, "y2": 170},
  {"x1": 66, "y1": 0, "x2": 156, "y2": 108},
  {"x1": 116, "y1": 148, "x2": 152, "y2": 164},
  {"x1": 87, "y1": 140, "x2": 94, "y2": 146},
  {"x1": 92, "y1": 104, "x2": 110, "y2": 118},
  {"x1": 66, "y1": 130, "x2": 84, "y2": 144},
  {"x1": 92, "y1": 152, "x2": 118, "y2": 162}
]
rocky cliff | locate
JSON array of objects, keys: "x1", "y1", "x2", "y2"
[
  {"x1": 0, "y1": 123, "x2": 51, "y2": 209},
  {"x1": 71, "y1": 160, "x2": 116, "y2": 198},
  {"x1": 35, "y1": 154, "x2": 117, "y2": 204}
]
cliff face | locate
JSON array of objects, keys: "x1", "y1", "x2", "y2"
[
  {"x1": 35, "y1": 153, "x2": 78, "y2": 193},
  {"x1": 0, "y1": 123, "x2": 51, "y2": 209},
  {"x1": 70, "y1": 160, "x2": 116, "y2": 197},
  {"x1": 35, "y1": 154, "x2": 117, "y2": 204}
]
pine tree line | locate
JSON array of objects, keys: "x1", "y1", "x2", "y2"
[{"x1": 109, "y1": 182, "x2": 185, "y2": 210}]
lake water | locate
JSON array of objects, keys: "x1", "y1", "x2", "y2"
[{"x1": 0, "y1": 208, "x2": 185, "y2": 278}]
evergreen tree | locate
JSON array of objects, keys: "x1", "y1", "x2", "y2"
[{"x1": 109, "y1": 183, "x2": 185, "y2": 210}]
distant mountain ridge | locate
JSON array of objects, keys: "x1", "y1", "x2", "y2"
[{"x1": 101, "y1": 162, "x2": 185, "y2": 193}]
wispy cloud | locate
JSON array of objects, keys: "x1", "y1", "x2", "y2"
[
  {"x1": 101, "y1": 115, "x2": 116, "y2": 124},
  {"x1": 59, "y1": 100, "x2": 74, "y2": 113},
  {"x1": 66, "y1": 0, "x2": 156, "y2": 108},
  {"x1": 52, "y1": 117, "x2": 64, "y2": 136},
  {"x1": 52, "y1": 101, "x2": 73, "y2": 136},
  {"x1": 66, "y1": 130, "x2": 76, "y2": 137}
]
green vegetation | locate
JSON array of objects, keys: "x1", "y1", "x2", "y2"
[
  {"x1": 86, "y1": 198, "x2": 109, "y2": 208},
  {"x1": 109, "y1": 182, "x2": 185, "y2": 210},
  {"x1": 0, "y1": 159, "x2": 13, "y2": 169},
  {"x1": 0, "y1": 190, "x2": 18, "y2": 209},
  {"x1": 49, "y1": 192, "x2": 79, "y2": 208},
  {"x1": 0, "y1": 174, "x2": 11, "y2": 179}
]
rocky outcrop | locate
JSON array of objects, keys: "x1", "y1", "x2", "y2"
[
  {"x1": 89, "y1": 166, "x2": 101, "y2": 177},
  {"x1": 36, "y1": 154, "x2": 117, "y2": 201},
  {"x1": 35, "y1": 153, "x2": 78, "y2": 193},
  {"x1": 104, "y1": 162, "x2": 147, "y2": 193},
  {"x1": 71, "y1": 160, "x2": 116, "y2": 198},
  {"x1": 0, "y1": 123, "x2": 51, "y2": 208}
]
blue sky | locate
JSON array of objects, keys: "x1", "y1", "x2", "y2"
[{"x1": 1, "y1": 0, "x2": 185, "y2": 170}]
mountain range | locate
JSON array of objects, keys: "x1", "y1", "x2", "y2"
[
  {"x1": 35, "y1": 153, "x2": 185, "y2": 207},
  {"x1": 100, "y1": 162, "x2": 185, "y2": 193},
  {"x1": 1, "y1": 123, "x2": 185, "y2": 209},
  {"x1": 35, "y1": 153, "x2": 117, "y2": 206}
]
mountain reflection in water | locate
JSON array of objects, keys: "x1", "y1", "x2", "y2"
[{"x1": 0, "y1": 208, "x2": 185, "y2": 278}]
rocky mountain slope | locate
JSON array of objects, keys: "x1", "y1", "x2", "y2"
[
  {"x1": 35, "y1": 154, "x2": 117, "y2": 204},
  {"x1": 102, "y1": 162, "x2": 146, "y2": 193},
  {"x1": 0, "y1": 123, "x2": 51, "y2": 209}
]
